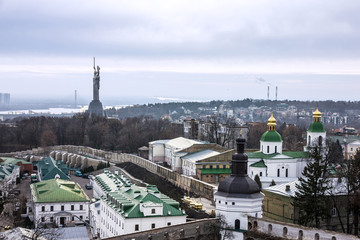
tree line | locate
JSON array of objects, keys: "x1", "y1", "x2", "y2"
[{"x1": 0, "y1": 114, "x2": 183, "y2": 153}]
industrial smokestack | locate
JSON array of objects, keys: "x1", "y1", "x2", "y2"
[
  {"x1": 276, "y1": 86, "x2": 278, "y2": 101},
  {"x1": 75, "y1": 90, "x2": 77, "y2": 108},
  {"x1": 267, "y1": 86, "x2": 270, "y2": 100}
]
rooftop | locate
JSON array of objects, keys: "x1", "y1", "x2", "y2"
[
  {"x1": 31, "y1": 179, "x2": 90, "y2": 203},
  {"x1": 95, "y1": 170, "x2": 186, "y2": 218}
]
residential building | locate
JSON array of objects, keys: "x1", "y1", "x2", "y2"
[
  {"x1": 35, "y1": 157, "x2": 70, "y2": 181},
  {"x1": 0, "y1": 163, "x2": 20, "y2": 198},
  {"x1": 263, "y1": 179, "x2": 352, "y2": 233},
  {"x1": 90, "y1": 169, "x2": 186, "y2": 238},
  {"x1": 29, "y1": 179, "x2": 90, "y2": 227},
  {"x1": 0, "y1": 157, "x2": 33, "y2": 175},
  {"x1": 149, "y1": 137, "x2": 203, "y2": 171},
  {"x1": 328, "y1": 135, "x2": 360, "y2": 160}
]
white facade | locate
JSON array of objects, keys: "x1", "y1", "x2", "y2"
[
  {"x1": 260, "y1": 140, "x2": 282, "y2": 154},
  {"x1": 0, "y1": 164, "x2": 20, "y2": 198},
  {"x1": 32, "y1": 201, "x2": 89, "y2": 227},
  {"x1": 98, "y1": 198, "x2": 185, "y2": 238},
  {"x1": 149, "y1": 137, "x2": 202, "y2": 171},
  {"x1": 90, "y1": 170, "x2": 186, "y2": 238},
  {"x1": 306, "y1": 131, "x2": 326, "y2": 149}
]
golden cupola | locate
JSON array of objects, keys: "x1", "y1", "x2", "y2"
[
  {"x1": 313, "y1": 107, "x2": 322, "y2": 122},
  {"x1": 267, "y1": 113, "x2": 276, "y2": 131}
]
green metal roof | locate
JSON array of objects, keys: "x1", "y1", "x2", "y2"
[
  {"x1": 36, "y1": 157, "x2": 69, "y2": 181},
  {"x1": 31, "y1": 179, "x2": 90, "y2": 203},
  {"x1": 247, "y1": 151, "x2": 310, "y2": 159},
  {"x1": 199, "y1": 168, "x2": 231, "y2": 175},
  {"x1": 260, "y1": 131, "x2": 282, "y2": 142},
  {"x1": 250, "y1": 160, "x2": 267, "y2": 168},
  {"x1": 97, "y1": 171, "x2": 185, "y2": 219},
  {"x1": 0, "y1": 157, "x2": 30, "y2": 165},
  {"x1": 308, "y1": 122, "x2": 325, "y2": 133}
]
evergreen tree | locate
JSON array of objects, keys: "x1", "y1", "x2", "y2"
[
  {"x1": 269, "y1": 179, "x2": 276, "y2": 186},
  {"x1": 292, "y1": 145, "x2": 331, "y2": 228},
  {"x1": 254, "y1": 174, "x2": 262, "y2": 189}
]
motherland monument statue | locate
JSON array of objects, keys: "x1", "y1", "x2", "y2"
[{"x1": 88, "y1": 57, "x2": 104, "y2": 117}]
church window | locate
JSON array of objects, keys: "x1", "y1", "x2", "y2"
[
  {"x1": 225, "y1": 202, "x2": 227, "y2": 205},
  {"x1": 260, "y1": 172, "x2": 262, "y2": 177},
  {"x1": 319, "y1": 136, "x2": 323, "y2": 146},
  {"x1": 308, "y1": 136, "x2": 311, "y2": 145},
  {"x1": 232, "y1": 202, "x2": 235, "y2": 205},
  {"x1": 151, "y1": 209, "x2": 155, "y2": 214},
  {"x1": 135, "y1": 224, "x2": 139, "y2": 231},
  {"x1": 332, "y1": 206, "x2": 337, "y2": 216},
  {"x1": 275, "y1": 146, "x2": 277, "y2": 153},
  {"x1": 151, "y1": 223, "x2": 156, "y2": 229},
  {"x1": 267, "y1": 146, "x2": 269, "y2": 153},
  {"x1": 235, "y1": 219, "x2": 240, "y2": 230},
  {"x1": 286, "y1": 169, "x2": 288, "y2": 177},
  {"x1": 277, "y1": 169, "x2": 280, "y2": 177}
]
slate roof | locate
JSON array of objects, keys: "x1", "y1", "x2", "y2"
[
  {"x1": 31, "y1": 179, "x2": 90, "y2": 203},
  {"x1": 96, "y1": 170, "x2": 185, "y2": 219}
]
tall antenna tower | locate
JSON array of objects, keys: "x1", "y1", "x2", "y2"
[
  {"x1": 267, "y1": 86, "x2": 270, "y2": 100},
  {"x1": 275, "y1": 86, "x2": 278, "y2": 101}
]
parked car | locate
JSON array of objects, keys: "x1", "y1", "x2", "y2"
[
  {"x1": 82, "y1": 174, "x2": 89, "y2": 179},
  {"x1": 85, "y1": 184, "x2": 93, "y2": 190},
  {"x1": 75, "y1": 171, "x2": 82, "y2": 177}
]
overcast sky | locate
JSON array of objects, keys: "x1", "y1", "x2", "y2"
[{"x1": 1, "y1": 0, "x2": 360, "y2": 105}]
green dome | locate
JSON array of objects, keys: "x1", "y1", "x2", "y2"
[
  {"x1": 260, "y1": 131, "x2": 282, "y2": 142},
  {"x1": 308, "y1": 122, "x2": 325, "y2": 132}
]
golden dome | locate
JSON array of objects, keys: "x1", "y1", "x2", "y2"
[
  {"x1": 267, "y1": 113, "x2": 276, "y2": 131},
  {"x1": 313, "y1": 107, "x2": 322, "y2": 117},
  {"x1": 312, "y1": 107, "x2": 322, "y2": 122}
]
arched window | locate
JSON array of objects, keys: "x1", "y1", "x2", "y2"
[
  {"x1": 319, "y1": 136, "x2": 323, "y2": 146},
  {"x1": 277, "y1": 169, "x2": 280, "y2": 177},
  {"x1": 235, "y1": 219, "x2": 240, "y2": 230},
  {"x1": 308, "y1": 136, "x2": 311, "y2": 145},
  {"x1": 275, "y1": 146, "x2": 277, "y2": 153},
  {"x1": 315, "y1": 233, "x2": 320, "y2": 240},
  {"x1": 283, "y1": 227, "x2": 288, "y2": 237},
  {"x1": 298, "y1": 230, "x2": 303, "y2": 240},
  {"x1": 285, "y1": 169, "x2": 288, "y2": 177},
  {"x1": 267, "y1": 146, "x2": 270, "y2": 153}
]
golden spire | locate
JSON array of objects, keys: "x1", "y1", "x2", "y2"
[
  {"x1": 313, "y1": 107, "x2": 322, "y2": 122},
  {"x1": 268, "y1": 113, "x2": 276, "y2": 131}
]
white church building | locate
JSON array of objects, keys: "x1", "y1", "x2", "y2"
[{"x1": 247, "y1": 108, "x2": 326, "y2": 187}]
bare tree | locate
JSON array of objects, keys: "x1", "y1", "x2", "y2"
[
  {"x1": 30, "y1": 219, "x2": 64, "y2": 240},
  {"x1": 201, "y1": 115, "x2": 237, "y2": 148}
]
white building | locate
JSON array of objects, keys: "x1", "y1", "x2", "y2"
[
  {"x1": 215, "y1": 138, "x2": 264, "y2": 240},
  {"x1": 0, "y1": 163, "x2": 20, "y2": 198},
  {"x1": 90, "y1": 169, "x2": 186, "y2": 238},
  {"x1": 29, "y1": 179, "x2": 90, "y2": 227},
  {"x1": 149, "y1": 137, "x2": 203, "y2": 171},
  {"x1": 247, "y1": 110, "x2": 326, "y2": 188},
  {"x1": 181, "y1": 149, "x2": 220, "y2": 176}
]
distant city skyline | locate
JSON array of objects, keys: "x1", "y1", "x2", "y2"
[{"x1": 1, "y1": 0, "x2": 360, "y2": 104}]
